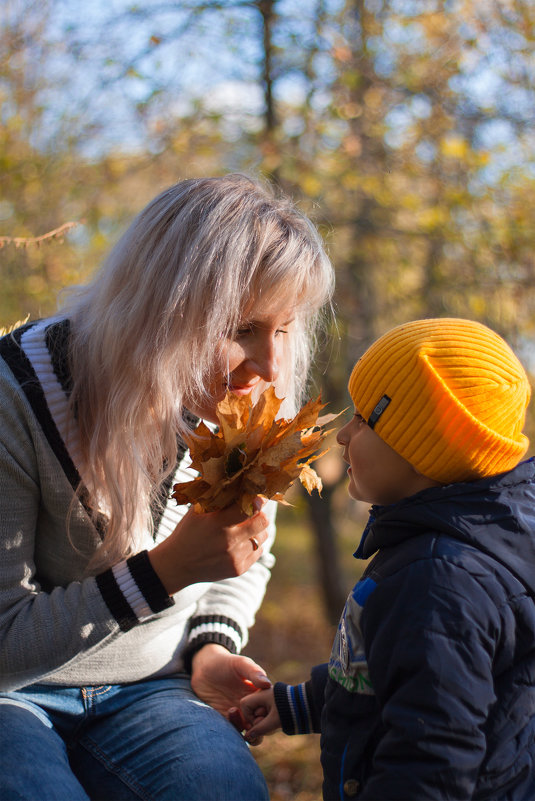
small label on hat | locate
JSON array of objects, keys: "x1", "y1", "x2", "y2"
[{"x1": 367, "y1": 395, "x2": 391, "y2": 429}]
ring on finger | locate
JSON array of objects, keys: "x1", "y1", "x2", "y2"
[{"x1": 250, "y1": 536, "x2": 260, "y2": 551}]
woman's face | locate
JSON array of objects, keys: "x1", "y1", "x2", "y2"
[{"x1": 189, "y1": 304, "x2": 296, "y2": 422}]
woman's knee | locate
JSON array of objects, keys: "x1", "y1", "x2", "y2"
[
  {"x1": 0, "y1": 700, "x2": 89, "y2": 801},
  {"x1": 169, "y1": 732, "x2": 269, "y2": 801}
]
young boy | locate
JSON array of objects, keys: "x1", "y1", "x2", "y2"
[{"x1": 239, "y1": 318, "x2": 535, "y2": 801}]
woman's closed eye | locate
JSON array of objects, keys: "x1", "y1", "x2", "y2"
[
  {"x1": 236, "y1": 325, "x2": 254, "y2": 338},
  {"x1": 235, "y1": 323, "x2": 290, "y2": 339}
]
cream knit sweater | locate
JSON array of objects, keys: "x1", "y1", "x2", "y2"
[{"x1": 0, "y1": 318, "x2": 275, "y2": 692}]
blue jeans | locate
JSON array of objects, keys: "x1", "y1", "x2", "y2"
[{"x1": 0, "y1": 677, "x2": 269, "y2": 801}]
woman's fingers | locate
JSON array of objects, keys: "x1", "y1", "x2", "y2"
[{"x1": 149, "y1": 499, "x2": 270, "y2": 593}]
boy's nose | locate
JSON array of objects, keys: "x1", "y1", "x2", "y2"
[{"x1": 336, "y1": 423, "x2": 349, "y2": 445}]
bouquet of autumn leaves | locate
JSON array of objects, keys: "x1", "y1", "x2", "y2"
[{"x1": 172, "y1": 387, "x2": 340, "y2": 515}]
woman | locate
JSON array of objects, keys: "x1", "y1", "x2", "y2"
[{"x1": 0, "y1": 174, "x2": 334, "y2": 800}]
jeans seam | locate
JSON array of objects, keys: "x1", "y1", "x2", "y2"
[
  {"x1": 89, "y1": 685, "x2": 113, "y2": 698},
  {"x1": 81, "y1": 685, "x2": 113, "y2": 707},
  {"x1": 79, "y1": 736, "x2": 153, "y2": 801}
]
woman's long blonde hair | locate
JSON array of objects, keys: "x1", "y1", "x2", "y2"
[{"x1": 64, "y1": 174, "x2": 334, "y2": 569}]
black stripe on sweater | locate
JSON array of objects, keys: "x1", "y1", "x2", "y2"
[
  {"x1": 181, "y1": 614, "x2": 245, "y2": 672},
  {"x1": 95, "y1": 569, "x2": 138, "y2": 632},
  {"x1": 150, "y1": 438, "x2": 187, "y2": 538},
  {"x1": 126, "y1": 551, "x2": 173, "y2": 613},
  {"x1": 0, "y1": 323, "x2": 81, "y2": 491},
  {"x1": 45, "y1": 319, "x2": 73, "y2": 398},
  {"x1": 0, "y1": 322, "x2": 107, "y2": 539}
]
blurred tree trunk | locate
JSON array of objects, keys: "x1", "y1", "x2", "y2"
[
  {"x1": 258, "y1": 0, "x2": 277, "y2": 134},
  {"x1": 257, "y1": 0, "x2": 282, "y2": 183},
  {"x1": 303, "y1": 483, "x2": 348, "y2": 625}
]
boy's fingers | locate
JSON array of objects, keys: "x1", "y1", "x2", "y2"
[
  {"x1": 244, "y1": 723, "x2": 268, "y2": 742},
  {"x1": 228, "y1": 707, "x2": 246, "y2": 731},
  {"x1": 229, "y1": 704, "x2": 264, "y2": 745},
  {"x1": 239, "y1": 702, "x2": 256, "y2": 723},
  {"x1": 246, "y1": 733, "x2": 264, "y2": 746}
]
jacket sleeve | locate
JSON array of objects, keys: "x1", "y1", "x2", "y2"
[
  {"x1": 181, "y1": 500, "x2": 278, "y2": 669},
  {"x1": 359, "y1": 556, "x2": 500, "y2": 800},
  {"x1": 273, "y1": 662, "x2": 328, "y2": 735}
]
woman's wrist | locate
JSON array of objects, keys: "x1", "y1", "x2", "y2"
[
  {"x1": 147, "y1": 537, "x2": 187, "y2": 596},
  {"x1": 184, "y1": 623, "x2": 244, "y2": 674},
  {"x1": 96, "y1": 550, "x2": 174, "y2": 631},
  {"x1": 191, "y1": 642, "x2": 229, "y2": 670}
]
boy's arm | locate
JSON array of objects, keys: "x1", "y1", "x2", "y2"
[{"x1": 241, "y1": 663, "x2": 328, "y2": 740}]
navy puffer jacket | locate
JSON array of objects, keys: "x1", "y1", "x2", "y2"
[{"x1": 274, "y1": 459, "x2": 535, "y2": 800}]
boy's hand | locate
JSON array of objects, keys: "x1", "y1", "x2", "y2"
[{"x1": 239, "y1": 687, "x2": 281, "y2": 742}]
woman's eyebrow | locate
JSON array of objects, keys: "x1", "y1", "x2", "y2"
[{"x1": 244, "y1": 318, "x2": 295, "y2": 328}]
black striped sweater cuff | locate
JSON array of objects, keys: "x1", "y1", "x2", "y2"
[
  {"x1": 182, "y1": 615, "x2": 245, "y2": 673},
  {"x1": 274, "y1": 681, "x2": 315, "y2": 735},
  {"x1": 96, "y1": 550, "x2": 173, "y2": 630},
  {"x1": 126, "y1": 551, "x2": 174, "y2": 613}
]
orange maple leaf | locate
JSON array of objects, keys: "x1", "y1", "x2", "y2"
[{"x1": 172, "y1": 387, "x2": 342, "y2": 515}]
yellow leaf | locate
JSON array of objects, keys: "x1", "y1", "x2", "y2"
[{"x1": 440, "y1": 134, "x2": 468, "y2": 160}]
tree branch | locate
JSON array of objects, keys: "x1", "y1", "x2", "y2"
[{"x1": 0, "y1": 222, "x2": 81, "y2": 249}]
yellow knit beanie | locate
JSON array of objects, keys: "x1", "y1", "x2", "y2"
[{"x1": 348, "y1": 318, "x2": 531, "y2": 484}]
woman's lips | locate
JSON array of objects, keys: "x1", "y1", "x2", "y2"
[{"x1": 226, "y1": 381, "x2": 259, "y2": 395}]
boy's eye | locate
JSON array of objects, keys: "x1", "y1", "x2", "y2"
[{"x1": 354, "y1": 412, "x2": 366, "y2": 425}]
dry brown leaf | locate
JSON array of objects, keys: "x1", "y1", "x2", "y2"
[
  {"x1": 172, "y1": 388, "x2": 343, "y2": 515},
  {"x1": 299, "y1": 463, "x2": 323, "y2": 494}
]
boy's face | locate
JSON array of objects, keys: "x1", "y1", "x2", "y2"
[{"x1": 337, "y1": 409, "x2": 439, "y2": 505}]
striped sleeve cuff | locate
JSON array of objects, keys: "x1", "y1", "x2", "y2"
[
  {"x1": 274, "y1": 681, "x2": 315, "y2": 735},
  {"x1": 96, "y1": 550, "x2": 174, "y2": 630},
  {"x1": 181, "y1": 615, "x2": 245, "y2": 673}
]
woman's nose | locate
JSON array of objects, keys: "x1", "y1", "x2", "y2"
[{"x1": 246, "y1": 338, "x2": 279, "y2": 382}]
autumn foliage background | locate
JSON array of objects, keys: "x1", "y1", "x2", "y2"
[{"x1": 3, "y1": 1, "x2": 535, "y2": 797}]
